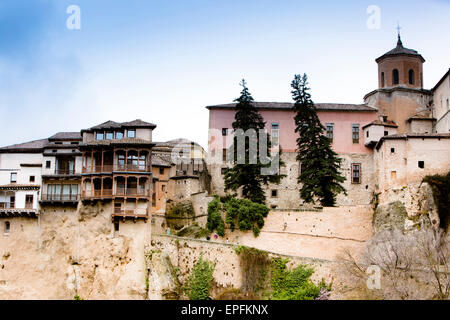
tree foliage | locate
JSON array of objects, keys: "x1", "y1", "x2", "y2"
[
  {"x1": 224, "y1": 79, "x2": 285, "y2": 204},
  {"x1": 206, "y1": 196, "x2": 225, "y2": 236},
  {"x1": 225, "y1": 197, "x2": 269, "y2": 237},
  {"x1": 291, "y1": 74, "x2": 346, "y2": 206},
  {"x1": 185, "y1": 256, "x2": 215, "y2": 300}
]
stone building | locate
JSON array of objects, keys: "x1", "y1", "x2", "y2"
[{"x1": 206, "y1": 35, "x2": 450, "y2": 209}]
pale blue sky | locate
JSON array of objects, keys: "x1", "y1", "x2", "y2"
[{"x1": 0, "y1": 0, "x2": 449, "y2": 148}]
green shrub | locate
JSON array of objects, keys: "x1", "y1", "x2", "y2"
[
  {"x1": 185, "y1": 257, "x2": 215, "y2": 300},
  {"x1": 225, "y1": 197, "x2": 269, "y2": 237},
  {"x1": 270, "y1": 258, "x2": 323, "y2": 300},
  {"x1": 206, "y1": 196, "x2": 225, "y2": 236}
]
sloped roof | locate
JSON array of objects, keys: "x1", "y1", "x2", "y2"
[
  {"x1": 375, "y1": 133, "x2": 450, "y2": 150},
  {"x1": 48, "y1": 132, "x2": 82, "y2": 141},
  {"x1": 362, "y1": 119, "x2": 398, "y2": 129},
  {"x1": 0, "y1": 138, "x2": 48, "y2": 153},
  {"x1": 376, "y1": 36, "x2": 425, "y2": 63},
  {"x1": 152, "y1": 152, "x2": 172, "y2": 167},
  {"x1": 82, "y1": 119, "x2": 156, "y2": 132},
  {"x1": 206, "y1": 102, "x2": 376, "y2": 112}
]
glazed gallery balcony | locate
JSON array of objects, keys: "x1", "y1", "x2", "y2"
[
  {"x1": 81, "y1": 164, "x2": 151, "y2": 174},
  {"x1": 40, "y1": 193, "x2": 80, "y2": 203},
  {"x1": 81, "y1": 175, "x2": 151, "y2": 200}
]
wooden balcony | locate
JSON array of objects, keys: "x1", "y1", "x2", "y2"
[
  {"x1": 112, "y1": 207, "x2": 148, "y2": 220},
  {"x1": 0, "y1": 202, "x2": 38, "y2": 218},
  {"x1": 40, "y1": 194, "x2": 80, "y2": 203},
  {"x1": 82, "y1": 164, "x2": 151, "y2": 174},
  {"x1": 81, "y1": 188, "x2": 150, "y2": 200}
]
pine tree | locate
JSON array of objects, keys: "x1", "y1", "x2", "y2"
[
  {"x1": 291, "y1": 74, "x2": 346, "y2": 207},
  {"x1": 224, "y1": 79, "x2": 285, "y2": 204}
]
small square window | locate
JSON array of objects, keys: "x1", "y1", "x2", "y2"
[
  {"x1": 29, "y1": 176, "x2": 35, "y2": 183},
  {"x1": 96, "y1": 132, "x2": 104, "y2": 140},
  {"x1": 159, "y1": 167, "x2": 164, "y2": 175},
  {"x1": 46, "y1": 161, "x2": 51, "y2": 169},
  {"x1": 384, "y1": 131, "x2": 389, "y2": 136},
  {"x1": 127, "y1": 130, "x2": 136, "y2": 138},
  {"x1": 271, "y1": 190, "x2": 278, "y2": 198},
  {"x1": 10, "y1": 172, "x2": 17, "y2": 183},
  {"x1": 418, "y1": 161, "x2": 425, "y2": 169},
  {"x1": 391, "y1": 148, "x2": 395, "y2": 153},
  {"x1": 105, "y1": 132, "x2": 114, "y2": 140},
  {"x1": 222, "y1": 128, "x2": 228, "y2": 136}
]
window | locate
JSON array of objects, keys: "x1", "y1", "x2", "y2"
[
  {"x1": 381, "y1": 72, "x2": 385, "y2": 87},
  {"x1": 10, "y1": 172, "x2": 17, "y2": 183},
  {"x1": 391, "y1": 148, "x2": 395, "y2": 154},
  {"x1": 271, "y1": 190, "x2": 278, "y2": 198},
  {"x1": 418, "y1": 161, "x2": 425, "y2": 169},
  {"x1": 70, "y1": 142, "x2": 79, "y2": 145},
  {"x1": 116, "y1": 131, "x2": 124, "y2": 139},
  {"x1": 447, "y1": 99, "x2": 449, "y2": 110},
  {"x1": 159, "y1": 167, "x2": 165, "y2": 175},
  {"x1": 9, "y1": 196, "x2": 15, "y2": 209},
  {"x1": 96, "y1": 132, "x2": 104, "y2": 140},
  {"x1": 393, "y1": 69, "x2": 399, "y2": 85},
  {"x1": 105, "y1": 132, "x2": 114, "y2": 140},
  {"x1": 352, "y1": 164, "x2": 361, "y2": 184},
  {"x1": 114, "y1": 221, "x2": 120, "y2": 232},
  {"x1": 29, "y1": 176, "x2": 35, "y2": 183},
  {"x1": 352, "y1": 124, "x2": 360, "y2": 144},
  {"x1": 25, "y1": 195, "x2": 33, "y2": 209},
  {"x1": 162, "y1": 185, "x2": 166, "y2": 192},
  {"x1": 222, "y1": 148, "x2": 227, "y2": 162},
  {"x1": 127, "y1": 130, "x2": 135, "y2": 138},
  {"x1": 221, "y1": 168, "x2": 227, "y2": 175},
  {"x1": 326, "y1": 123, "x2": 334, "y2": 141},
  {"x1": 366, "y1": 131, "x2": 369, "y2": 138},
  {"x1": 4, "y1": 221, "x2": 10, "y2": 235},
  {"x1": 222, "y1": 128, "x2": 228, "y2": 136},
  {"x1": 384, "y1": 131, "x2": 389, "y2": 136},
  {"x1": 271, "y1": 123, "x2": 280, "y2": 146},
  {"x1": 408, "y1": 69, "x2": 415, "y2": 85},
  {"x1": 391, "y1": 171, "x2": 397, "y2": 179},
  {"x1": 46, "y1": 161, "x2": 51, "y2": 169}
]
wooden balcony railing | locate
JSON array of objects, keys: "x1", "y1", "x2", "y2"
[
  {"x1": 54, "y1": 169, "x2": 77, "y2": 175},
  {"x1": 113, "y1": 207, "x2": 147, "y2": 217},
  {"x1": 0, "y1": 202, "x2": 14, "y2": 209},
  {"x1": 41, "y1": 194, "x2": 80, "y2": 202},
  {"x1": 81, "y1": 188, "x2": 149, "y2": 199},
  {"x1": 82, "y1": 164, "x2": 151, "y2": 174}
]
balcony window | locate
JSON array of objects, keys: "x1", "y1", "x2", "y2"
[
  {"x1": 96, "y1": 132, "x2": 104, "y2": 140},
  {"x1": 115, "y1": 132, "x2": 124, "y2": 139},
  {"x1": 105, "y1": 132, "x2": 114, "y2": 140},
  {"x1": 127, "y1": 130, "x2": 136, "y2": 138},
  {"x1": 10, "y1": 172, "x2": 17, "y2": 183},
  {"x1": 25, "y1": 195, "x2": 33, "y2": 209}
]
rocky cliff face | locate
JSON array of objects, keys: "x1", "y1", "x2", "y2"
[
  {"x1": 0, "y1": 203, "x2": 149, "y2": 300},
  {"x1": 374, "y1": 182, "x2": 440, "y2": 233}
]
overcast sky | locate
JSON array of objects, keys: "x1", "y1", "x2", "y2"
[{"x1": 0, "y1": 0, "x2": 449, "y2": 149}]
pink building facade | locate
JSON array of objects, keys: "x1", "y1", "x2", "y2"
[{"x1": 207, "y1": 103, "x2": 379, "y2": 208}]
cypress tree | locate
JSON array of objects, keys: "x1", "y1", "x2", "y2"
[
  {"x1": 291, "y1": 74, "x2": 346, "y2": 206},
  {"x1": 224, "y1": 79, "x2": 285, "y2": 204}
]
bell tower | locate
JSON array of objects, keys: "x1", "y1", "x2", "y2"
[{"x1": 376, "y1": 34, "x2": 425, "y2": 89}]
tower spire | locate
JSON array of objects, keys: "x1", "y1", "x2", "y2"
[{"x1": 396, "y1": 22, "x2": 403, "y2": 46}]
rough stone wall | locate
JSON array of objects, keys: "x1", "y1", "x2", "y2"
[
  {"x1": 150, "y1": 235, "x2": 356, "y2": 300},
  {"x1": 209, "y1": 152, "x2": 375, "y2": 209},
  {"x1": 0, "y1": 203, "x2": 150, "y2": 300}
]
